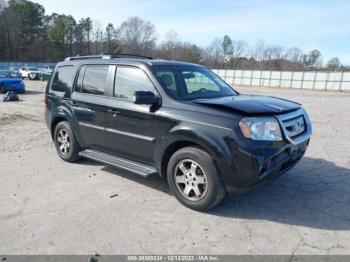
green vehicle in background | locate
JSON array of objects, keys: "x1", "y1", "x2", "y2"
[{"x1": 38, "y1": 65, "x2": 55, "y2": 81}]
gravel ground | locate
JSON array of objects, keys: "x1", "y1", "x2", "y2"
[{"x1": 0, "y1": 80, "x2": 350, "y2": 255}]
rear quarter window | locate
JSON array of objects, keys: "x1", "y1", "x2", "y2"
[{"x1": 51, "y1": 66, "x2": 74, "y2": 93}]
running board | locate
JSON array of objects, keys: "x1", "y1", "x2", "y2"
[{"x1": 79, "y1": 149, "x2": 157, "y2": 177}]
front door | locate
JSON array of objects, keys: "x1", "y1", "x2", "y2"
[{"x1": 105, "y1": 66, "x2": 169, "y2": 165}]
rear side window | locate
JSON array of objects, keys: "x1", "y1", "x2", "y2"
[
  {"x1": 114, "y1": 67, "x2": 155, "y2": 100},
  {"x1": 51, "y1": 66, "x2": 74, "y2": 93},
  {"x1": 76, "y1": 65, "x2": 109, "y2": 95}
]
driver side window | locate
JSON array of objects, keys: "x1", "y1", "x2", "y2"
[
  {"x1": 114, "y1": 66, "x2": 155, "y2": 101},
  {"x1": 183, "y1": 71, "x2": 220, "y2": 94}
]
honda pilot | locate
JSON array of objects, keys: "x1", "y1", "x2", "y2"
[{"x1": 45, "y1": 54, "x2": 312, "y2": 211}]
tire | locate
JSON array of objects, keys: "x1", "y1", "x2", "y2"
[
  {"x1": 28, "y1": 74, "x2": 36, "y2": 80},
  {"x1": 167, "y1": 147, "x2": 226, "y2": 211},
  {"x1": 54, "y1": 121, "x2": 81, "y2": 162}
]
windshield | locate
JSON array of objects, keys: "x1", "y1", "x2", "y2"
[
  {"x1": 153, "y1": 66, "x2": 237, "y2": 100},
  {"x1": 28, "y1": 67, "x2": 38, "y2": 71},
  {"x1": 0, "y1": 71, "x2": 18, "y2": 78}
]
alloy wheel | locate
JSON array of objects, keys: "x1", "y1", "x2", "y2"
[
  {"x1": 174, "y1": 159, "x2": 208, "y2": 201},
  {"x1": 56, "y1": 128, "x2": 71, "y2": 155}
]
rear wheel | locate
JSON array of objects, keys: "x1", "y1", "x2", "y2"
[
  {"x1": 54, "y1": 121, "x2": 81, "y2": 162},
  {"x1": 167, "y1": 147, "x2": 226, "y2": 211}
]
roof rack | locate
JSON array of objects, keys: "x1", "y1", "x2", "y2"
[{"x1": 64, "y1": 54, "x2": 153, "y2": 61}]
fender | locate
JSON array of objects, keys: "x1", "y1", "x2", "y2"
[
  {"x1": 50, "y1": 101, "x2": 83, "y2": 146},
  {"x1": 154, "y1": 123, "x2": 236, "y2": 186}
]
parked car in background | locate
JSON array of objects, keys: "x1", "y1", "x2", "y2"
[
  {"x1": 0, "y1": 70, "x2": 25, "y2": 93},
  {"x1": 9, "y1": 67, "x2": 21, "y2": 78},
  {"x1": 41, "y1": 65, "x2": 55, "y2": 74},
  {"x1": 38, "y1": 65, "x2": 54, "y2": 81},
  {"x1": 19, "y1": 67, "x2": 41, "y2": 80},
  {"x1": 10, "y1": 67, "x2": 20, "y2": 74}
]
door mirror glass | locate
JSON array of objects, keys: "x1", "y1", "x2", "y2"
[{"x1": 134, "y1": 91, "x2": 158, "y2": 105}]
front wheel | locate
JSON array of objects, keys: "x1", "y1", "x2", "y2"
[
  {"x1": 28, "y1": 74, "x2": 35, "y2": 80},
  {"x1": 54, "y1": 121, "x2": 81, "y2": 162},
  {"x1": 167, "y1": 147, "x2": 226, "y2": 211}
]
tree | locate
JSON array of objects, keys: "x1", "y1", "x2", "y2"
[
  {"x1": 222, "y1": 35, "x2": 233, "y2": 62},
  {"x1": 304, "y1": 49, "x2": 323, "y2": 68},
  {"x1": 327, "y1": 57, "x2": 341, "y2": 71},
  {"x1": 184, "y1": 44, "x2": 201, "y2": 63},
  {"x1": 205, "y1": 38, "x2": 224, "y2": 67},
  {"x1": 160, "y1": 30, "x2": 181, "y2": 59},
  {"x1": 79, "y1": 17, "x2": 92, "y2": 54},
  {"x1": 286, "y1": 47, "x2": 303, "y2": 63},
  {"x1": 5, "y1": 0, "x2": 46, "y2": 60},
  {"x1": 118, "y1": 16, "x2": 156, "y2": 54},
  {"x1": 105, "y1": 23, "x2": 115, "y2": 53},
  {"x1": 229, "y1": 40, "x2": 249, "y2": 68}
]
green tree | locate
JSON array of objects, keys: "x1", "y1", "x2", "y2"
[
  {"x1": 8, "y1": 0, "x2": 46, "y2": 60},
  {"x1": 185, "y1": 44, "x2": 202, "y2": 63},
  {"x1": 222, "y1": 35, "x2": 233, "y2": 62}
]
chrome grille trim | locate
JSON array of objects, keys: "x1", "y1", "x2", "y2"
[{"x1": 275, "y1": 108, "x2": 312, "y2": 145}]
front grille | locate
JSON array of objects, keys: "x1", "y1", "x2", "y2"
[
  {"x1": 282, "y1": 115, "x2": 305, "y2": 138},
  {"x1": 277, "y1": 108, "x2": 311, "y2": 144}
]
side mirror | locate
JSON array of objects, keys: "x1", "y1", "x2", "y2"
[{"x1": 134, "y1": 91, "x2": 159, "y2": 105}]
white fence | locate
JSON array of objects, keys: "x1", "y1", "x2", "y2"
[{"x1": 211, "y1": 69, "x2": 350, "y2": 91}]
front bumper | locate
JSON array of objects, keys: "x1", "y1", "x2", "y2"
[
  {"x1": 225, "y1": 108, "x2": 312, "y2": 193},
  {"x1": 226, "y1": 139, "x2": 309, "y2": 193}
]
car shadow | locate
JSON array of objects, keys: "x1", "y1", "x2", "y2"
[
  {"x1": 24, "y1": 90, "x2": 44, "y2": 95},
  {"x1": 95, "y1": 157, "x2": 350, "y2": 230},
  {"x1": 211, "y1": 157, "x2": 350, "y2": 230}
]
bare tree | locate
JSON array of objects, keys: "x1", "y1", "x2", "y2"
[
  {"x1": 205, "y1": 38, "x2": 224, "y2": 67},
  {"x1": 286, "y1": 47, "x2": 304, "y2": 63},
  {"x1": 118, "y1": 16, "x2": 156, "y2": 55},
  {"x1": 327, "y1": 57, "x2": 341, "y2": 71}
]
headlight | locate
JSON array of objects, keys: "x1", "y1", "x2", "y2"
[{"x1": 239, "y1": 117, "x2": 282, "y2": 141}]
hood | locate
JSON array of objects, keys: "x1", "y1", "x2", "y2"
[{"x1": 193, "y1": 95, "x2": 301, "y2": 115}]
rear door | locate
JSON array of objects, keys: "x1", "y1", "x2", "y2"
[
  {"x1": 104, "y1": 65, "x2": 169, "y2": 165},
  {"x1": 71, "y1": 64, "x2": 113, "y2": 151}
]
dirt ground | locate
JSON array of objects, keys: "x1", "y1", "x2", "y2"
[{"x1": 1, "y1": 80, "x2": 350, "y2": 255}]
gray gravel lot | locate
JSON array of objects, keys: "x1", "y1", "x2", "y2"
[{"x1": 0, "y1": 80, "x2": 350, "y2": 255}]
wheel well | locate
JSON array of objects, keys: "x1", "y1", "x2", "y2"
[
  {"x1": 50, "y1": 117, "x2": 66, "y2": 139},
  {"x1": 160, "y1": 141, "x2": 206, "y2": 179}
]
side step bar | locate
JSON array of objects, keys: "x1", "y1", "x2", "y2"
[{"x1": 79, "y1": 149, "x2": 157, "y2": 177}]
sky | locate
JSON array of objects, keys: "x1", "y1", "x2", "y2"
[{"x1": 34, "y1": 0, "x2": 350, "y2": 65}]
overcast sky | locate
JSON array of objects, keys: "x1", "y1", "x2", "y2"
[{"x1": 34, "y1": 0, "x2": 350, "y2": 65}]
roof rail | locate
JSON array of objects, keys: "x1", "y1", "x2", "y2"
[
  {"x1": 110, "y1": 53, "x2": 154, "y2": 60},
  {"x1": 64, "y1": 54, "x2": 153, "y2": 61},
  {"x1": 64, "y1": 55, "x2": 111, "y2": 61}
]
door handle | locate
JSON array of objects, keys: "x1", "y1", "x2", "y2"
[{"x1": 107, "y1": 109, "x2": 120, "y2": 117}]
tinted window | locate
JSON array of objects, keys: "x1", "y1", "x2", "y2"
[
  {"x1": 114, "y1": 67, "x2": 155, "y2": 100},
  {"x1": 75, "y1": 66, "x2": 86, "y2": 93},
  {"x1": 51, "y1": 66, "x2": 74, "y2": 93},
  {"x1": 80, "y1": 65, "x2": 109, "y2": 95},
  {"x1": 153, "y1": 66, "x2": 237, "y2": 100}
]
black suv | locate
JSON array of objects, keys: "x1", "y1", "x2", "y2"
[{"x1": 45, "y1": 54, "x2": 312, "y2": 211}]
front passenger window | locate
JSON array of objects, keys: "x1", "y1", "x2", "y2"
[{"x1": 114, "y1": 67, "x2": 155, "y2": 100}]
